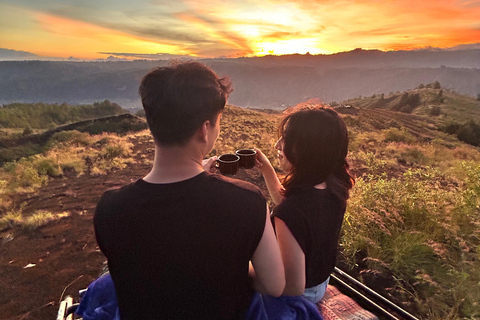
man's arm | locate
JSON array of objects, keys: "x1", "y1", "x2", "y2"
[{"x1": 249, "y1": 205, "x2": 285, "y2": 297}]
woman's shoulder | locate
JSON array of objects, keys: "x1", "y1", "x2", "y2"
[{"x1": 274, "y1": 187, "x2": 341, "y2": 217}]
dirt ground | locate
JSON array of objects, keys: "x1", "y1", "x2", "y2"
[{"x1": 0, "y1": 136, "x2": 270, "y2": 320}]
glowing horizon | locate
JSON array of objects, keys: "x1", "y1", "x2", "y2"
[{"x1": 0, "y1": 0, "x2": 480, "y2": 60}]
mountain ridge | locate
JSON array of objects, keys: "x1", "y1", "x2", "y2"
[{"x1": 1, "y1": 48, "x2": 480, "y2": 110}]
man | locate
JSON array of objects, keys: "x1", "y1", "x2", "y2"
[{"x1": 93, "y1": 61, "x2": 284, "y2": 320}]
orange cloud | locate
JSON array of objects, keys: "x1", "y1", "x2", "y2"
[{"x1": 32, "y1": 12, "x2": 192, "y2": 59}]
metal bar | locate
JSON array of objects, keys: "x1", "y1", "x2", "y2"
[
  {"x1": 56, "y1": 300, "x2": 67, "y2": 320},
  {"x1": 330, "y1": 274, "x2": 400, "y2": 320},
  {"x1": 333, "y1": 267, "x2": 419, "y2": 320}
]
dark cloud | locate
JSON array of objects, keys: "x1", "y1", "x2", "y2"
[
  {"x1": 195, "y1": 47, "x2": 252, "y2": 58},
  {"x1": 0, "y1": 48, "x2": 39, "y2": 60},
  {"x1": 98, "y1": 52, "x2": 198, "y2": 60},
  {"x1": 446, "y1": 43, "x2": 480, "y2": 50},
  {"x1": 174, "y1": 11, "x2": 253, "y2": 52},
  {"x1": 125, "y1": 26, "x2": 211, "y2": 44}
]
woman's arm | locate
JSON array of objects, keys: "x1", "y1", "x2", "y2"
[
  {"x1": 250, "y1": 205, "x2": 285, "y2": 297},
  {"x1": 274, "y1": 217, "x2": 306, "y2": 296},
  {"x1": 254, "y1": 148, "x2": 285, "y2": 205}
]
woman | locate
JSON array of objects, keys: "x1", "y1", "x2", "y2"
[{"x1": 255, "y1": 105, "x2": 355, "y2": 304}]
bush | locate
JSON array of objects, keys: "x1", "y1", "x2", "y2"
[
  {"x1": 22, "y1": 126, "x2": 33, "y2": 136},
  {"x1": 384, "y1": 128, "x2": 415, "y2": 143},
  {"x1": 19, "y1": 166, "x2": 47, "y2": 188},
  {"x1": 398, "y1": 148, "x2": 426, "y2": 165},
  {"x1": 47, "y1": 130, "x2": 91, "y2": 147},
  {"x1": 35, "y1": 159, "x2": 60, "y2": 177},
  {"x1": 0, "y1": 144, "x2": 43, "y2": 164},
  {"x1": 456, "y1": 120, "x2": 480, "y2": 146}
]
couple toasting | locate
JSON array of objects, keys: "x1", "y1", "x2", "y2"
[{"x1": 86, "y1": 61, "x2": 354, "y2": 320}]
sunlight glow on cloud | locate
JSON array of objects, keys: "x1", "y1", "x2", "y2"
[
  {"x1": 1, "y1": 0, "x2": 480, "y2": 59},
  {"x1": 3, "y1": 6, "x2": 192, "y2": 59}
]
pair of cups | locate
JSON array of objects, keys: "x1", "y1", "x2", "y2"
[{"x1": 216, "y1": 149, "x2": 256, "y2": 175}]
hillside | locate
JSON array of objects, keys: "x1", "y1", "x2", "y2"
[
  {"x1": 0, "y1": 104, "x2": 479, "y2": 319},
  {"x1": 0, "y1": 112, "x2": 147, "y2": 164},
  {"x1": 0, "y1": 100, "x2": 126, "y2": 130},
  {"x1": 342, "y1": 83, "x2": 480, "y2": 125},
  {"x1": 339, "y1": 84, "x2": 480, "y2": 147}
]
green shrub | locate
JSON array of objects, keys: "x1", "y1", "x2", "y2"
[
  {"x1": 19, "y1": 166, "x2": 47, "y2": 188},
  {"x1": 35, "y1": 159, "x2": 60, "y2": 177},
  {"x1": 47, "y1": 130, "x2": 91, "y2": 147},
  {"x1": 398, "y1": 148, "x2": 426, "y2": 165},
  {"x1": 384, "y1": 127, "x2": 415, "y2": 143},
  {"x1": 102, "y1": 145, "x2": 129, "y2": 160},
  {"x1": 22, "y1": 126, "x2": 33, "y2": 136},
  {"x1": 0, "y1": 144, "x2": 43, "y2": 164},
  {"x1": 457, "y1": 120, "x2": 480, "y2": 146}
]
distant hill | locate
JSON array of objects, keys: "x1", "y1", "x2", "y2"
[
  {"x1": 1, "y1": 48, "x2": 480, "y2": 110},
  {"x1": 338, "y1": 84, "x2": 480, "y2": 147},
  {"x1": 0, "y1": 100, "x2": 126, "y2": 129},
  {"x1": 0, "y1": 113, "x2": 147, "y2": 164},
  {"x1": 341, "y1": 82, "x2": 480, "y2": 125}
]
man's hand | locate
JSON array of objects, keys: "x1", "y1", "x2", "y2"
[{"x1": 202, "y1": 156, "x2": 218, "y2": 173}]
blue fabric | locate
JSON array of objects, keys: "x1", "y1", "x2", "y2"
[
  {"x1": 246, "y1": 292, "x2": 323, "y2": 320},
  {"x1": 75, "y1": 274, "x2": 120, "y2": 320},
  {"x1": 75, "y1": 274, "x2": 323, "y2": 320}
]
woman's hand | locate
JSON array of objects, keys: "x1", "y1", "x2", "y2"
[
  {"x1": 254, "y1": 148, "x2": 273, "y2": 173},
  {"x1": 254, "y1": 148, "x2": 285, "y2": 205},
  {"x1": 202, "y1": 156, "x2": 218, "y2": 173}
]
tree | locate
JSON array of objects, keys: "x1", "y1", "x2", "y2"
[
  {"x1": 433, "y1": 81, "x2": 441, "y2": 89},
  {"x1": 23, "y1": 126, "x2": 33, "y2": 136},
  {"x1": 457, "y1": 120, "x2": 480, "y2": 146}
]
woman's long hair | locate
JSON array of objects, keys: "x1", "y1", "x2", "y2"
[{"x1": 280, "y1": 105, "x2": 355, "y2": 202}]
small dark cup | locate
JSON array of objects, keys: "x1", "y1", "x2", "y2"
[
  {"x1": 216, "y1": 154, "x2": 240, "y2": 175},
  {"x1": 235, "y1": 149, "x2": 257, "y2": 169}
]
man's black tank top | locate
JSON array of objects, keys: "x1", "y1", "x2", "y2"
[{"x1": 94, "y1": 172, "x2": 266, "y2": 320}]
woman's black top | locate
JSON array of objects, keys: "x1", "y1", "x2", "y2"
[{"x1": 272, "y1": 187, "x2": 346, "y2": 288}]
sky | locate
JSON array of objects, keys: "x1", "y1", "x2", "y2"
[{"x1": 1, "y1": 0, "x2": 480, "y2": 60}]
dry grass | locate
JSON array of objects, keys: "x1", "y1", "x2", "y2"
[{"x1": 0, "y1": 207, "x2": 70, "y2": 231}]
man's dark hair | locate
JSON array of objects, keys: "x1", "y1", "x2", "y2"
[{"x1": 139, "y1": 61, "x2": 233, "y2": 146}]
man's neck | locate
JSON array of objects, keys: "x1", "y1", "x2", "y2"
[{"x1": 143, "y1": 144, "x2": 204, "y2": 184}]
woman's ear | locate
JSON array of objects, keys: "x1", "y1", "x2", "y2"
[{"x1": 196, "y1": 120, "x2": 210, "y2": 143}]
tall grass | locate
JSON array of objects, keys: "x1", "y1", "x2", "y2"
[{"x1": 341, "y1": 160, "x2": 480, "y2": 319}]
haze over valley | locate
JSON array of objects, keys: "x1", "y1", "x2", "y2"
[{"x1": 1, "y1": 47, "x2": 480, "y2": 111}]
